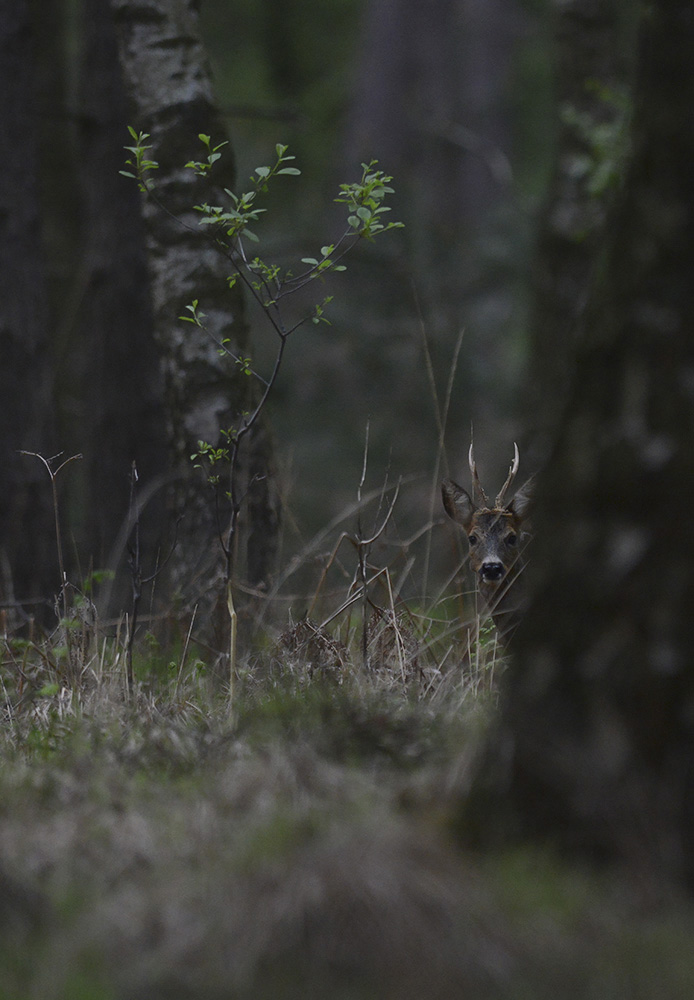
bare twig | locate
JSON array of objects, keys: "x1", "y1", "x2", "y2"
[
  {"x1": 20, "y1": 450, "x2": 82, "y2": 676},
  {"x1": 414, "y1": 289, "x2": 466, "y2": 598}
]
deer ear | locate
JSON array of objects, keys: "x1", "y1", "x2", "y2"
[
  {"x1": 441, "y1": 479, "x2": 475, "y2": 529},
  {"x1": 508, "y1": 476, "x2": 534, "y2": 520}
]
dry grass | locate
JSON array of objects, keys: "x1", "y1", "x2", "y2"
[{"x1": 2, "y1": 607, "x2": 694, "y2": 1000}]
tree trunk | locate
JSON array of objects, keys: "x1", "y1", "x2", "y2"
[
  {"x1": 469, "y1": 0, "x2": 694, "y2": 887},
  {"x1": 109, "y1": 0, "x2": 279, "y2": 630},
  {"x1": 73, "y1": 0, "x2": 167, "y2": 590},
  {"x1": 0, "y1": 0, "x2": 56, "y2": 616},
  {"x1": 345, "y1": 0, "x2": 518, "y2": 246},
  {"x1": 527, "y1": 0, "x2": 638, "y2": 452},
  {"x1": 343, "y1": 0, "x2": 524, "y2": 456}
]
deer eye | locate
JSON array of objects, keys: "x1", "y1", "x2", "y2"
[
  {"x1": 506, "y1": 532, "x2": 518, "y2": 546},
  {"x1": 468, "y1": 534, "x2": 478, "y2": 546}
]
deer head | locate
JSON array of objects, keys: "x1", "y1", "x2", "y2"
[{"x1": 442, "y1": 443, "x2": 533, "y2": 641}]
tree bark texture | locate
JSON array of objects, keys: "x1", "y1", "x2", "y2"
[
  {"x1": 344, "y1": 0, "x2": 519, "y2": 311},
  {"x1": 470, "y1": 0, "x2": 694, "y2": 886},
  {"x1": 74, "y1": 0, "x2": 167, "y2": 581},
  {"x1": 0, "y1": 0, "x2": 57, "y2": 614},
  {"x1": 527, "y1": 0, "x2": 638, "y2": 452},
  {"x1": 109, "y1": 0, "x2": 279, "y2": 620},
  {"x1": 343, "y1": 0, "x2": 524, "y2": 451},
  {"x1": 346, "y1": 0, "x2": 517, "y2": 238}
]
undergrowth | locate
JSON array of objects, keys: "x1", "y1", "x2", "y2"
[{"x1": 2, "y1": 622, "x2": 694, "y2": 1000}]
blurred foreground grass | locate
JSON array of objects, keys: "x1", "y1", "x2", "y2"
[{"x1": 1, "y1": 630, "x2": 694, "y2": 1000}]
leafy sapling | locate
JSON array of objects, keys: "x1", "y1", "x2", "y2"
[
  {"x1": 336, "y1": 161, "x2": 403, "y2": 239},
  {"x1": 185, "y1": 133, "x2": 229, "y2": 177},
  {"x1": 122, "y1": 131, "x2": 403, "y2": 699},
  {"x1": 119, "y1": 126, "x2": 159, "y2": 193}
]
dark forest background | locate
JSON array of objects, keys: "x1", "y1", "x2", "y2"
[
  {"x1": 2, "y1": 0, "x2": 577, "y2": 621},
  {"x1": 3, "y1": 0, "x2": 694, "y2": 950}
]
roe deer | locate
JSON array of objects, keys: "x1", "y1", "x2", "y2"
[{"x1": 442, "y1": 443, "x2": 533, "y2": 644}]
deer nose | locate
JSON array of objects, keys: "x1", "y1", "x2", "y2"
[{"x1": 480, "y1": 561, "x2": 505, "y2": 582}]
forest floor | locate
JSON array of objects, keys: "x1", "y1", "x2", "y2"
[{"x1": 2, "y1": 620, "x2": 694, "y2": 1000}]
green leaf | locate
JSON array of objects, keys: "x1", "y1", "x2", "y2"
[
  {"x1": 301, "y1": 257, "x2": 319, "y2": 266},
  {"x1": 277, "y1": 167, "x2": 301, "y2": 175}
]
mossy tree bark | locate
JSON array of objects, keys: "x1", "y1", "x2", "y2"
[
  {"x1": 470, "y1": 0, "x2": 694, "y2": 887},
  {"x1": 110, "y1": 0, "x2": 279, "y2": 631}
]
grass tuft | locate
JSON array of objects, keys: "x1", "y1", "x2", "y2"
[{"x1": 2, "y1": 604, "x2": 694, "y2": 999}]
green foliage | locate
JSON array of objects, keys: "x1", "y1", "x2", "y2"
[
  {"x1": 193, "y1": 141, "x2": 300, "y2": 243},
  {"x1": 178, "y1": 298, "x2": 205, "y2": 326},
  {"x1": 185, "y1": 132, "x2": 229, "y2": 176},
  {"x1": 311, "y1": 295, "x2": 333, "y2": 325},
  {"x1": 118, "y1": 126, "x2": 158, "y2": 192},
  {"x1": 120, "y1": 128, "x2": 407, "y2": 703},
  {"x1": 335, "y1": 160, "x2": 404, "y2": 240},
  {"x1": 80, "y1": 568, "x2": 115, "y2": 595},
  {"x1": 190, "y1": 438, "x2": 232, "y2": 488},
  {"x1": 122, "y1": 130, "x2": 403, "y2": 519},
  {"x1": 561, "y1": 82, "x2": 632, "y2": 202}
]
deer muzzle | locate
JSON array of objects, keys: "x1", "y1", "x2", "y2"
[{"x1": 480, "y1": 560, "x2": 506, "y2": 582}]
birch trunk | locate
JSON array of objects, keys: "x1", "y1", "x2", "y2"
[{"x1": 110, "y1": 0, "x2": 279, "y2": 634}]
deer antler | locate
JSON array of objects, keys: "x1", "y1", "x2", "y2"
[
  {"x1": 495, "y1": 442, "x2": 520, "y2": 508},
  {"x1": 468, "y1": 442, "x2": 490, "y2": 507}
]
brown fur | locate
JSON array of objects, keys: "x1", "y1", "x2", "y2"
[{"x1": 442, "y1": 464, "x2": 533, "y2": 644}]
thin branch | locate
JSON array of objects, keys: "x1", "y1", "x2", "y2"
[
  {"x1": 319, "y1": 564, "x2": 390, "y2": 629},
  {"x1": 414, "y1": 288, "x2": 465, "y2": 598},
  {"x1": 19, "y1": 450, "x2": 82, "y2": 678},
  {"x1": 357, "y1": 479, "x2": 401, "y2": 547}
]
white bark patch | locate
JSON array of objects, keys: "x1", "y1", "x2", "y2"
[{"x1": 184, "y1": 393, "x2": 232, "y2": 443}]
